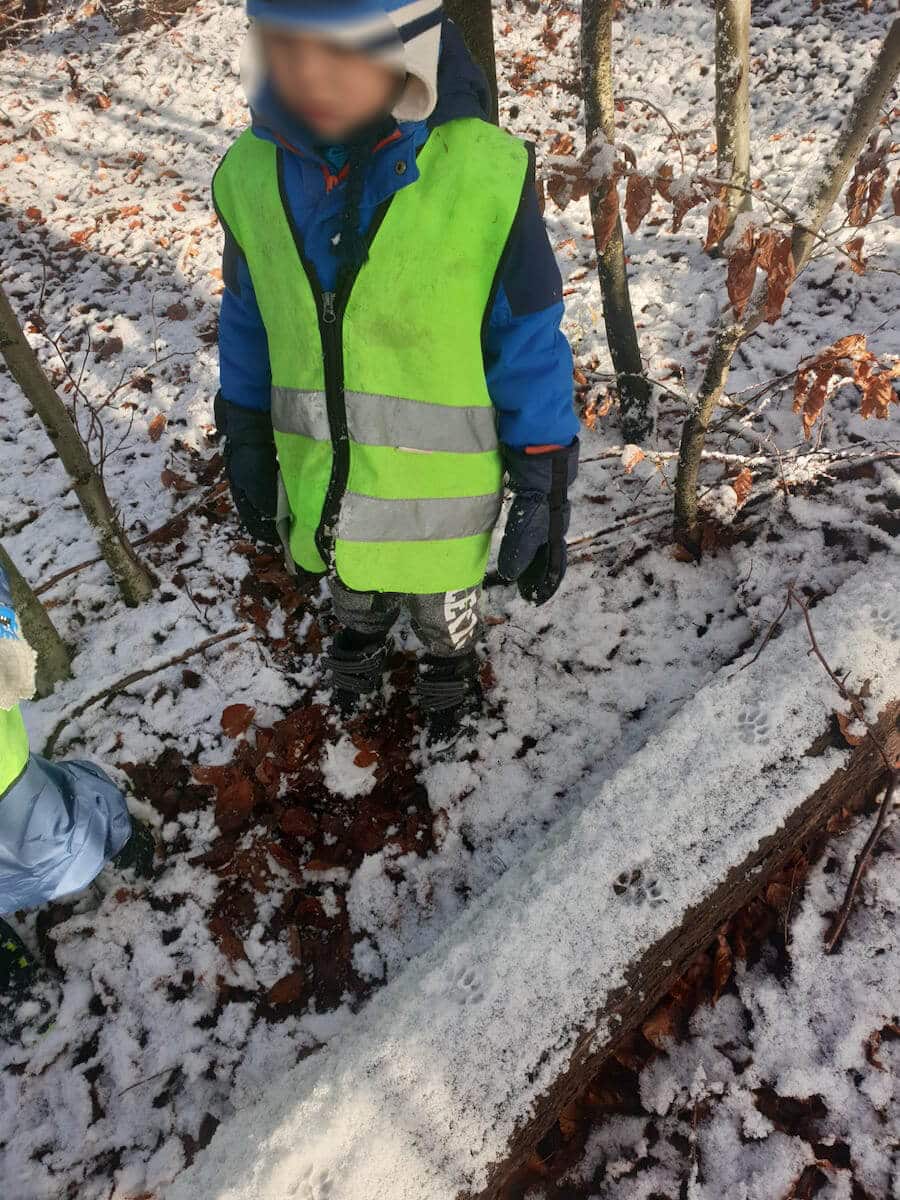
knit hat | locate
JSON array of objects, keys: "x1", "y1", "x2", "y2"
[{"x1": 243, "y1": 1, "x2": 444, "y2": 123}]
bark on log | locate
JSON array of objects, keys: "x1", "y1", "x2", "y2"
[
  {"x1": 467, "y1": 701, "x2": 900, "y2": 1200},
  {"x1": 582, "y1": 0, "x2": 654, "y2": 443},
  {"x1": 0, "y1": 285, "x2": 155, "y2": 606},
  {"x1": 444, "y1": 0, "x2": 498, "y2": 124},
  {"x1": 673, "y1": 17, "x2": 900, "y2": 553},
  {"x1": 0, "y1": 540, "x2": 71, "y2": 698}
]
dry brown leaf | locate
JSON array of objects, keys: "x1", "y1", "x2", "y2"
[
  {"x1": 642, "y1": 1004, "x2": 678, "y2": 1049},
  {"x1": 756, "y1": 231, "x2": 796, "y2": 323},
  {"x1": 268, "y1": 970, "x2": 305, "y2": 1007},
  {"x1": 654, "y1": 162, "x2": 674, "y2": 202},
  {"x1": 731, "y1": 467, "x2": 753, "y2": 508},
  {"x1": 860, "y1": 371, "x2": 898, "y2": 420},
  {"x1": 836, "y1": 710, "x2": 866, "y2": 747},
  {"x1": 831, "y1": 333, "x2": 867, "y2": 358},
  {"x1": 622, "y1": 444, "x2": 645, "y2": 474},
  {"x1": 160, "y1": 467, "x2": 193, "y2": 493},
  {"x1": 712, "y1": 932, "x2": 733, "y2": 1003},
  {"x1": 671, "y1": 181, "x2": 704, "y2": 234},
  {"x1": 147, "y1": 413, "x2": 166, "y2": 442},
  {"x1": 704, "y1": 199, "x2": 729, "y2": 251},
  {"x1": 593, "y1": 177, "x2": 620, "y2": 254},
  {"x1": 727, "y1": 239, "x2": 758, "y2": 319},
  {"x1": 221, "y1": 704, "x2": 255, "y2": 738},
  {"x1": 625, "y1": 172, "x2": 654, "y2": 234},
  {"x1": 844, "y1": 235, "x2": 866, "y2": 274}
]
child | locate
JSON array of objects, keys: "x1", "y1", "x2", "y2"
[
  {"x1": 214, "y1": 1, "x2": 579, "y2": 738},
  {"x1": 0, "y1": 569, "x2": 154, "y2": 995}
]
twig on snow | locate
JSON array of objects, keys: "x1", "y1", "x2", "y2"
[
  {"x1": 42, "y1": 625, "x2": 248, "y2": 758},
  {"x1": 34, "y1": 481, "x2": 227, "y2": 596},
  {"x1": 745, "y1": 582, "x2": 899, "y2": 950},
  {"x1": 825, "y1": 773, "x2": 897, "y2": 954}
]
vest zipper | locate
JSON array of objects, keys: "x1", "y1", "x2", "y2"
[
  {"x1": 274, "y1": 145, "x2": 402, "y2": 569},
  {"x1": 315, "y1": 286, "x2": 348, "y2": 568}
]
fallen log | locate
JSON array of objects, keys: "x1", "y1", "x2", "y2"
[
  {"x1": 169, "y1": 570, "x2": 899, "y2": 1200},
  {"x1": 474, "y1": 700, "x2": 899, "y2": 1200}
]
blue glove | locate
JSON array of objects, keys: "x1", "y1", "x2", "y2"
[
  {"x1": 499, "y1": 440, "x2": 579, "y2": 606},
  {"x1": 214, "y1": 391, "x2": 280, "y2": 546}
]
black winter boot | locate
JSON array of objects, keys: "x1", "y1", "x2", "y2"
[
  {"x1": 112, "y1": 818, "x2": 156, "y2": 879},
  {"x1": 417, "y1": 652, "x2": 483, "y2": 746},
  {"x1": 0, "y1": 919, "x2": 37, "y2": 997},
  {"x1": 326, "y1": 629, "x2": 389, "y2": 715}
]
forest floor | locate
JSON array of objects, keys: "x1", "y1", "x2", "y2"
[{"x1": 0, "y1": 1, "x2": 897, "y2": 1198}]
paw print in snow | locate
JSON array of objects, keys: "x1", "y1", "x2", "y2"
[
  {"x1": 736, "y1": 701, "x2": 770, "y2": 745},
  {"x1": 613, "y1": 864, "x2": 667, "y2": 909},
  {"x1": 291, "y1": 1165, "x2": 334, "y2": 1200},
  {"x1": 454, "y1": 965, "x2": 485, "y2": 1006},
  {"x1": 869, "y1": 603, "x2": 900, "y2": 644}
]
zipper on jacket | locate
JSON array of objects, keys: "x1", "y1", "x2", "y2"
[
  {"x1": 275, "y1": 145, "x2": 401, "y2": 569},
  {"x1": 315, "y1": 286, "x2": 349, "y2": 568}
]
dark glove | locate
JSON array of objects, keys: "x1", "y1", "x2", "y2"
[
  {"x1": 214, "y1": 391, "x2": 279, "y2": 545},
  {"x1": 498, "y1": 439, "x2": 579, "y2": 606}
]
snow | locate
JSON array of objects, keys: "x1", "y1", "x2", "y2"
[
  {"x1": 169, "y1": 568, "x2": 900, "y2": 1200},
  {"x1": 0, "y1": 0, "x2": 897, "y2": 1196}
]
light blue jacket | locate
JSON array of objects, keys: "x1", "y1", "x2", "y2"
[{"x1": 0, "y1": 568, "x2": 131, "y2": 913}]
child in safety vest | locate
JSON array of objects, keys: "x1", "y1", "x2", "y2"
[
  {"x1": 0, "y1": 569, "x2": 155, "y2": 996},
  {"x1": 214, "y1": 1, "x2": 580, "y2": 740}
]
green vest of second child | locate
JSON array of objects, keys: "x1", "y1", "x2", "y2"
[
  {"x1": 213, "y1": 118, "x2": 531, "y2": 595},
  {"x1": 0, "y1": 704, "x2": 29, "y2": 796}
]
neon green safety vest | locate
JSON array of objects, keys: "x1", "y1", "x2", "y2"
[
  {"x1": 213, "y1": 118, "x2": 531, "y2": 594},
  {"x1": 0, "y1": 704, "x2": 29, "y2": 796}
]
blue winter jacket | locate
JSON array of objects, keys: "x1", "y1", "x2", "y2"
[
  {"x1": 218, "y1": 19, "x2": 579, "y2": 449},
  {"x1": 0, "y1": 568, "x2": 132, "y2": 913}
]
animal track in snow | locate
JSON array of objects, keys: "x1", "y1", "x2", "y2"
[
  {"x1": 736, "y1": 702, "x2": 770, "y2": 745},
  {"x1": 613, "y1": 864, "x2": 667, "y2": 908},
  {"x1": 453, "y1": 965, "x2": 485, "y2": 1006},
  {"x1": 869, "y1": 603, "x2": 900, "y2": 643},
  {"x1": 290, "y1": 1165, "x2": 334, "y2": 1200}
]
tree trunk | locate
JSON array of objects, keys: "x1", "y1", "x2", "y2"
[
  {"x1": 714, "y1": 0, "x2": 752, "y2": 242},
  {"x1": 0, "y1": 285, "x2": 155, "y2": 606},
  {"x1": 0, "y1": 541, "x2": 71, "y2": 698},
  {"x1": 582, "y1": 0, "x2": 654, "y2": 443},
  {"x1": 674, "y1": 17, "x2": 900, "y2": 554},
  {"x1": 444, "y1": 0, "x2": 498, "y2": 124}
]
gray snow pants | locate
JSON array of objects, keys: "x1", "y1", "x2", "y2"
[{"x1": 329, "y1": 577, "x2": 482, "y2": 658}]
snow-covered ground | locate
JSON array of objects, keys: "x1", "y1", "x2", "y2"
[{"x1": 0, "y1": 1, "x2": 897, "y2": 1197}]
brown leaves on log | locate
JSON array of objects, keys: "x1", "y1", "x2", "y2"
[{"x1": 793, "y1": 333, "x2": 899, "y2": 437}]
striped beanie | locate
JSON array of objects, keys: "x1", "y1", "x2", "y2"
[{"x1": 244, "y1": 1, "x2": 444, "y2": 122}]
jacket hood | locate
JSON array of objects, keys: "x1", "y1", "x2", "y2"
[
  {"x1": 243, "y1": 0, "x2": 444, "y2": 124},
  {"x1": 246, "y1": 16, "x2": 490, "y2": 160}
]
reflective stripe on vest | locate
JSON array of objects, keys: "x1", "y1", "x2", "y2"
[
  {"x1": 272, "y1": 389, "x2": 499, "y2": 456},
  {"x1": 213, "y1": 119, "x2": 529, "y2": 594},
  {"x1": 0, "y1": 704, "x2": 29, "y2": 797}
]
